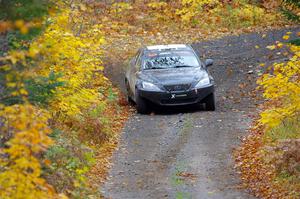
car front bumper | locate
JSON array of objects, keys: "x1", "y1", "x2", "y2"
[{"x1": 138, "y1": 85, "x2": 214, "y2": 106}]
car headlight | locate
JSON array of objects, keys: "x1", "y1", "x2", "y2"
[
  {"x1": 141, "y1": 81, "x2": 161, "y2": 91},
  {"x1": 195, "y1": 76, "x2": 210, "y2": 88}
]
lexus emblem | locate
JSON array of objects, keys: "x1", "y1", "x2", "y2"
[{"x1": 171, "y1": 94, "x2": 176, "y2": 99}]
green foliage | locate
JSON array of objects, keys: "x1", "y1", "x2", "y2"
[
  {"x1": 25, "y1": 72, "x2": 64, "y2": 106},
  {"x1": 0, "y1": 72, "x2": 64, "y2": 106},
  {"x1": 82, "y1": 102, "x2": 113, "y2": 142},
  {"x1": 289, "y1": 38, "x2": 300, "y2": 46},
  {"x1": 0, "y1": 0, "x2": 50, "y2": 20},
  {"x1": 88, "y1": 103, "x2": 106, "y2": 119},
  {"x1": 263, "y1": 117, "x2": 300, "y2": 143},
  {"x1": 282, "y1": 0, "x2": 300, "y2": 7},
  {"x1": 0, "y1": 89, "x2": 23, "y2": 106},
  {"x1": 176, "y1": 192, "x2": 191, "y2": 199},
  {"x1": 281, "y1": 8, "x2": 300, "y2": 22},
  {"x1": 44, "y1": 129, "x2": 97, "y2": 198},
  {"x1": 7, "y1": 27, "x2": 43, "y2": 49},
  {"x1": 107, "y1": 87, "x2": 117, "y2": 102},
  {"x1": 281, "y1": 0, "x2": 300, "y2": 22}
]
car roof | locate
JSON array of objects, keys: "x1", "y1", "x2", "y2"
[{"x1": 145, "y1": 44, "x2": 192, "y2": 51}]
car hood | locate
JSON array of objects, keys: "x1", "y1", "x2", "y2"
[{"x1": 138, "y1": 67, "x2": 207, "y2": 85}]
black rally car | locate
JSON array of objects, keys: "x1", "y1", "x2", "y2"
[{"x1": 125, "y1": 44, "x2": 215, "y2": 114}]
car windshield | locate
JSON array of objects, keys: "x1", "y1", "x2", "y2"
[{"x1": 143, "y1": 50, "x2": 200, "y2": 70}]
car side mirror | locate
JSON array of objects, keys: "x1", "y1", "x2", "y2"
[{"x1": 205, "y1": 59, "x2": 213, "y2": 67}]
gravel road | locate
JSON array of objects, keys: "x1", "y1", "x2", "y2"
[{"x1": 102, "y1": 27, "x2": 299, "y2": 199}]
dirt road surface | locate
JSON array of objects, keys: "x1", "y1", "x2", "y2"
[{"x1": 102, "y1": 28, "x2": 299, "y2": 199}]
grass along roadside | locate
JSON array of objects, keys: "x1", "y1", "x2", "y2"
[
  {"x1": 234, "y1": 33, "x2": 300, "y2": 199},
  {"x1": 235, "y1": 118, "x2": 300, "y2": 198},
  {"x1": 261, "y1": 118, "x2": 299, "y2": 196}
]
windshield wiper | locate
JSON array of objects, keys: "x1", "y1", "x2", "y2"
[
  {"x1": 146, "y1": 67, "x2": 165, "y2": 70},
  {"x1": 174, "y1": 65, "x2": 193, "y2": 68}
]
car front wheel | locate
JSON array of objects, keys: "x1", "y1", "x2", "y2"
[
  {"x1": 202, "y1": 93, "x2": 216, "y2": 111},
  {"x1": 135, "y1": 92, "x2": 148, "y2": 114},
  {"x1": 125, "y1": 80, "x2": 134, "y2": 105}
]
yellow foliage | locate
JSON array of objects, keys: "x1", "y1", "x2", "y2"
[
  {"x1": 0, "y1": 19, "x2": 40, "y2": 35},
  {"x1": 30, "y1": 9, "x2": 107, "y2": 119},
  {"x1": 0, "y1": 104, "x2": 57, "y2": 199},
  {"x1": 234, "y1": 4, "x2": 265, "y2": 21},
  {"x1": 0, "y1": 1, "x2": 108, "y2": 197},
  {"x1": 148, "y1": 2, "x2": 168, "y2": 9},
  {"x1": 111, "y1": 2, "x2": 132, "y2": 14},
  {"x1": 176, "y1": 0, "x2": 217, "y2": 22},
  {"x1": 258, "y1": 43, "x2": 300, "y2": 129},
  {"x1": 176, "y1": 0, "x2": 279, "y2": 27},
  {"x1": 283, "y1": 35, "x2": 290, "y2": 40}
]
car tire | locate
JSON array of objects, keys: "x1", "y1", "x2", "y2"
[
  {"x1": 203, "y1": 93, "x2": 216, "y2": 111},
  {"x1": 127, "y1": 96, "x2": 135, "y2": 105},
  {"x1": 135, "y1": 93, "x2": 148, "y2": 114}
]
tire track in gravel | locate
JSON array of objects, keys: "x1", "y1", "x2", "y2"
[{"x1": 102, "y1": 27, "x2": 299, "y2": 199}]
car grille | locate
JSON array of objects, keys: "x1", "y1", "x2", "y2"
[
  {"x1": 161, "y1": 97, "x2": 197, "y2": 105},
  {"x1": 164, "y1": 84, "x2": 191, "y2": 91}
]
